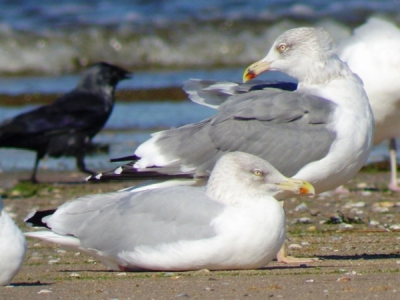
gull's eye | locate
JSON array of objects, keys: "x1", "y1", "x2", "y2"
[
  {"x1": 253, "y1": 169, "x2": 264, "y2": 177},
  {"x1": 277, "y1": 43, "x2": 288, "y2": 53}
]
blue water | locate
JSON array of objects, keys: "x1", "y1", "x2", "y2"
[
  {"x1": 0, "y1": 0, "x2": 397, "y2": 75},
  {"x1": 0, "y1": 0, "x2": 398, "y2": 172}
]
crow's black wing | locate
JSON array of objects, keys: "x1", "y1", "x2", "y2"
[{"x1": 0, "y1": 90, "x2": 111, "y2": 139}]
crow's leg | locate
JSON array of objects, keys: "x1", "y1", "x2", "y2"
[
  {"x1": 76, "y1": 153, "x2": 95, "y2": 175},
  {"x1": 30, "y1": 152, "x2": 42, "y2": 183}
]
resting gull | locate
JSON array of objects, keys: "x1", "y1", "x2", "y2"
[
  {"x1": 25, "y1": 152, "x2": 314, "y2": 271},
  {"x1": 88, "y1": 27, "x2": 374, "y2": 262},
  {"x1": 0, "y1": 197, "x2": 26, "y2": 286},
  {"x1": 338, "y1": 17, "x2": 400, "y2": 191}
]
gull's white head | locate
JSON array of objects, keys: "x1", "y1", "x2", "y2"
[
  {"x1": 206, "y1": 152, "x2": 314, "y2": 204},
  {"x1": 243, "y1": 27, "x2": 344, "y2": 84}
]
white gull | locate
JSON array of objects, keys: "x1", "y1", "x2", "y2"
[
  {"x1": 0, "y1": 197, "x2": 26, "y2": 286},
  {"x1": 25, "y1": 152, "x2": 314, "y2": 271},
  {"x1": 338, "y1": 17, "x2": 400, "y2": 191}
]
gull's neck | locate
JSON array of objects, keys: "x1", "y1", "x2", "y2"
[
  {"x1": 296, "y1": 54, "x2": 356, "y2": 87},
  {"x1": 296, "y1": 55, "x2": 368, "y2": 108},
  {"x1": 206, "y1": 170, "x2": 278, "y2": 207},
  {"x1": 206, "y1": 172, "x2": 243, "y2": 206}
]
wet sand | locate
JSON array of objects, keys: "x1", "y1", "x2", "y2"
[{"x1": 1, "y1": 168, "x2": 400, "y2": 299}]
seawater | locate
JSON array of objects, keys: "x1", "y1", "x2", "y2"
[{"x1": 0, "y1": 0, "x2": 397, "y2": 75}]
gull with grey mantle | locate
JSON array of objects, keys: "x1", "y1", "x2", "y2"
[
  {"x1": 88, "y1": 28, "x2": 374, "y2": 262},
  {"x1": 25, "y1": 152, "x2": 314, "y2": 271},
  {"x1": 90, "y1": 27, "x2": 373, "y2": 196}
]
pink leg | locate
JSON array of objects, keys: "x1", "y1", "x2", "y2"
[
  {"x1": 388, "y1": 138, "x2": 400, "y2": 192},
  {"x1": 276, "y1": 201, "x2": 319, "y2": 264},
  {"x1": 333, "y1": 185, "x2": 349, "y2": 194},
  {"x1": 276, "y1": 243, "x2": 319, "y2": 264}
]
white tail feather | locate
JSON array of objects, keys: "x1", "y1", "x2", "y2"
[{"x1": 24, "y1": 231, "x2": 80, "y2": 250}]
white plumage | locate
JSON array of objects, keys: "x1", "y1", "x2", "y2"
[
  {"x1": 0, "y1": 198, "x2": 26, "y2": 286},
  {"x1": 338, "y1": 17, "x2": 400, "y2": 191},
  {"x1": 93, "y1": 27, "x2": 374, "y2": 199},
  {"x1": 25, "y1": 152, "x2": 314, "y2": 271}
]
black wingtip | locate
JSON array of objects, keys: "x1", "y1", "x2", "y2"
[
  {"x1": 110, "y1": 155, "x2": 139, "y2": 163},
  {"x1": 248, "y1": 81, "x2": 298, "y2": 92},
  {"x1": 86, "y1": 168, "x2": 194, "y2": 182},
  {"x1": 24, "y1": 209, "x2": 56, "y2": 228},
  {"x1": 86, "y1": 173, "x2": 104, "y2": 182}
]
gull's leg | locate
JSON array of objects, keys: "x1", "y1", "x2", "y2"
[
  {"x1": 388, "y1": 138, "x2": 400, "y2": 192},
  {"x1": 276, "y1": 200, "x2": 319, "y2": 264}
]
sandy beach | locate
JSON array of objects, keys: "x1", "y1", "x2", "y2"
[{"x1": 0, "y1": 167, "x2": 399, "y2": 299}]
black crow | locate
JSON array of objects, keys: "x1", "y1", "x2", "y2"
[{"x1": 0, "y1": 62, "x2": 131, "y2": 183}]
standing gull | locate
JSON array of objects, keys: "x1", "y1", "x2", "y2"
[
  {"x1": 88, "y1": 28, "x2": 374, "y2": 262},
  {"x1": 0, "y1": 62, "x2": 131, "y2": 183},
  {"x1": 186, "y1": 19, "x2": 400, "y2": 193},
  {"x1": 25, "y1": 152, "x2": 314, "y2": 271},
  {"x1": 338, "y1": 17, "x2": 400, "y2": 191},
  {"x1": 0, "y1": 197, "x2": 26, "y2": 286},
  {"x1": 90, "y1": 27, "x2": 373, "y2": 195}
]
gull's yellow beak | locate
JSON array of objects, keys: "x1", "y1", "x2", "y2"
[
  {"x1": 243, "y1": 59, "x2": 272, "y2": 83},
  {"x1": 276, "y1": 178, "x2": 315, "y2": 196}
]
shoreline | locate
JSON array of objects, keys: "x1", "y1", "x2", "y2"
[{"x1": 0, "y1": 86, "x2": 188, "y2": 106}]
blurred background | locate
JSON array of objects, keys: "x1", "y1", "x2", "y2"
[{"x1": 0, "y1": 0, "x2": 398, "y2": 172}]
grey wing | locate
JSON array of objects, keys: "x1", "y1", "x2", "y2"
[
  {"x1": 153, "y1": 89, "x2": 337, "y2": 177},
  {"x1": 183, "y1": 79, "x2": 241, "y2": 108},
  {"x1": 46, "y1": 187, "x2": 224, "y2": 255},
  {"x1": 183, "y1": 79, "x2": 297, "y2": 109}
]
